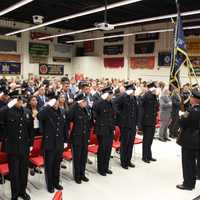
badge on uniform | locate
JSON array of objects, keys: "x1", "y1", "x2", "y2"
[{"x1": 63, "y1": 115, "x2": 66, "y2": 119}]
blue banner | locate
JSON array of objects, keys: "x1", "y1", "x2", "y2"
[
  {"x1": 158, "y1": 52, "x2": 171, "y2": 66},
  {"x1": 0, "y1": 62, "x2": 21, "y2": 75}
]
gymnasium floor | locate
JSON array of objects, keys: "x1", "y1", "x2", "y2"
[{"x1": 1, "y1": 139, "x2": 200, "y2": 200}]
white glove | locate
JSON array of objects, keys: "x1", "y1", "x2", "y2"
[
  {"x1": 0, "y1": 92, "x2": 4, "y2": 97},
  {"x1": 68, "y1": 98, "x2": 73, "y2": 103},
  {"x1": 179, "y1": 111, "x2": 185, "y2": 117},
  {"x1": 7, "y1": 98, "x2": 17, "y2": 108},
  {"x1": 47, "y1": 99, "x2": 56, "y2": 107},
  {"x1": 64, "y1": 143, "x2": 68, "y2": 148},
  {"x1": 30, "y1": 146, "x2": 33, "y2": 152}
]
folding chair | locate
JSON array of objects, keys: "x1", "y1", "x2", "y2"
[
  {"x1": 0, "y1": 152, "x2": 9, "y2": 200},
  {"x1": 29, "y1": 136, "x2": 44, "y2": 189}
]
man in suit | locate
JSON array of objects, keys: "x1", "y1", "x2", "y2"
[
  {"x1": 62, "y1": 81, "x2": 74, "y2": 110},
  {"x1": 115, "y1": 83, "x2": 138, "y2": 169},
  {"x1": 92, "y1": 82, "x2": 103, "y2": 103},
  {"x1": 36, "y1": 87, "x2": 48, "y2": 109},
  {"x1": 68, "y1": 93, "x2": 90, "y2": 184},
  {"x1": 177, "y1": 88, "x2": 200, "y2": 190},
  {"x1": 0, "y1": 92, "x2": 33, "y2": 200},
  {"x1": 138, "y1": 81, "x2": 159, "y2": 163},
  {"x1": 93, "y1": 86, "x2": 115, "y2": 176},
  {"x1": 37, "y1": 95, "x2": 68, "y2": 193}
]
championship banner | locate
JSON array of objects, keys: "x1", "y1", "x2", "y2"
[
  {"x1": 0, "y1": 62, "x2": 21, "y2": 75},
  {"x1": 39, "y1": 64, "x2": 64, "y2": 75},
  {"x1": 30, "y1": 32, "x2": 53, "y2": 42},
  {"x1": 186, "y1": 38, "x2": 200, "y2": 54},
  {"x1": 190, "y1": 56, "x2": 200, "y2": 76},
  {"x1": 104, "y1": 31, "x2": 124, "y2": 43},
  {"x1": 83, "y1": 41, "x2": 94, "y2": 53},
  {"x1": 53, "y1": 57, "x2": 71, "y2": 63},
  {"x1": 158, "y1": 52, "x2": 171, "y2": 66},
  {"x1": 135, "y1": 33, "x2": 159, "y2": 41},
  {"x1": 135, "y1": 42, "x2": 155, "y2": 54},
  {"x1": 104, "y1": 45, "x2": 123, "y2": 55},
  {"x1": 130, "y1": 56, "x2": 155, "y2": 69},
  {"x1": 0, "y1": 39, "x2": 17, "y2": 52},
  {"x1": 104, "y1": 57, "x2": 124, "y2": 68},
  {"x1": 29, "y1": 42, "x2": 49, "y2": 56}
]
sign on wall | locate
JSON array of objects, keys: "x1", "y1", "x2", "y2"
[
  {"x1": 104, "y1": 57, "x2": 124, "y2": 68},
  {"x1": 190, "y1": 56, "x2": 200, "y2": 76},
  {"x1": 83, "y1": 41, "x2": 94, "y2": 53},
  {"x1": 135, "y1": 33, "x2": 159, "y2": 41},
  {"x1": 186, "y1": 38, "x2": 200, "y2": 54},
  {"x1": 135, "y1": 42, "x2": 155, "y2": 54},
  {"x1": 53, "y1": 57, "x2": 71, "y2": 63},
  {"x1": 130, "y1": 56, "x2": 155, "y2": 69},
  {"x1": 29, "y1": 42, "x2": 49, "y2": 56},
  {"x1": 0, "y1": 62, "x2": 21, "y2": 75},
  {"x1": 104, "y1": 45, "x2": 123, "y2": 55},
  {"x1": 30, "y1": 32, "x2": 53, "y2": 42},
  {"x1": 39, "y1": 64, "x2": 64, "y2": 75},
  {"x1": 0, "y1": 39, "x2": 17, "y2": 52},
  {"x1": 0, "y1": 54, "x2": 20, "y2": 62},
  {"x1": 53, "y1": 44, "x2": 72, "y2": 57},
  {"x1": 158, "y1": 52, "x2": 171, "y2": 66}
]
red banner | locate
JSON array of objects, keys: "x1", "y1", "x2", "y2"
[
  {"x1": 130, "y1": 56, "x2": 155, "y2": 69},
  {"x1": 104, "y1": 57, "x2": 124, "y2": 68},
  {"x1": 84, "y1": 41, "x2": 94, "y2": 53},
  {"x1": 31, "y1": 32, "x2": 53, "y2": 42}
]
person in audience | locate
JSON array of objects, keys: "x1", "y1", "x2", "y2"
[
  {"x1": 68, "y1": 93, "x2": 91, "y2": 184},
  {"x1": 62, "y1": 81, "x2": 74, "y2": 111},
  {"x1": 37, "y1": 95, "x2": 68, "y2": 193},
  {"x1": 0, "y1": 92, "x2": 33, "y2": 200},
  {"x1": 115, "y1": 83, "x2": 138, "y2": 169},
  {"x1": 36, "y1": 87, "x2": 48, "y2": 109},
  {"x1": 138, "y1": 81, "x2": 159, "y2": 163},
  {"x1": 93, "y1": 86, "x2": 115, "y2": 176},
  {"x1": 181, "y1": 84, "x2": 191, "y2": 111},
  {"x1": 176, "y1": 88, "x2": 200, "y2": 191},
  {"x1": 159, "y1": 87, "x2": 172, "y2": 142}
]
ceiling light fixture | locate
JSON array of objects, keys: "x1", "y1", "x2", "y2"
[
  {"x1": 5, "y1": 0, "x2": 142, "y2": 36},
  {"x1": 66, "y1": 25, "x2": 200, "y2": 43},
  {"x1": 37, "y1": 9, "x2": 200, "y2": 40},
  {"x1": 0, "y1": 0, "x2": 34, "y2": 16}
]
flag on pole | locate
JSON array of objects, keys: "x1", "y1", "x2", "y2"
[{"x1": 169, "y1": 1, "x2": 188, "y2": 89}]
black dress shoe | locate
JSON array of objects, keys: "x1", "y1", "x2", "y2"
[
  {"x1": 81, "y1": 176, "x2": 89, "y2": 182},
  {"x1": 106, "y1": 169, "x2": 113, "y2": 174},
  {"x1": 142, "y1": 159, "x2": 150, "y2": 163},
  {"x1": 121, "y1": 165, "x2": 129, "y2": 169},
  {"x1": 75, "y1": 178, "x2": 82, "y2": 184},
  {"x1": 150, "y1": 158, "x2": 157, "y2": 162},
  {"x1": 128, "y1": 162, "x2": 135, "y2": 168},
  {"x1": 98, "y1": 171, "x2": 107, "y2": 176},
  {"x1": 196, "y1": 176, "x2": 200, "y2": 180},
  {"x1": 176, "y1": 184, "x2": 194, "y2": 190},
  {"x1": 87, "y1": 159, "x2": 93, "y2": 165},
  {"x1": 158, "y1": 138, "x2": 166, "y2": 142},
  {"x1": 48, "y1": 188, "x2": 55, "y2": 193},
  {"x1": 165, "y1": 138, "x2": 171, "y2": 141},
  {"x1": 19, "y1": 192, "x2": 31, "y2": 200},
  {"x1": 55, "y1": 184, "x2": 63, "y2": 190},
  {"x1": 61, "y1": 164, "x2": 67, "y2": 169}
]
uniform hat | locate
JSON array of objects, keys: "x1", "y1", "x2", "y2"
[
  {"x1": 78, "y1": 81, "x2": 89, "y2": 89},
  {"x1": 101, "y1": 86, "x2": 113, "y2": 94},
  {"x1": 74, "y1": 93, "x2": 87, "y2": 103},
  {"x1": 191, "y1": 88, "x2": 200, "y2": 100},
  {"x1": 192, "y1": 83, "x2": 199, "y2": 89},
  {"x1": 125, "y1": 83, "x2": 136, "y2": 91},
  {"x1": 147, "y1": 80, "x2": 156, "y2": 88}
]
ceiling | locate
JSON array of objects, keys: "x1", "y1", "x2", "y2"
[{"x1": 0, "y1": 0, "x2": 200, "y2": 31}]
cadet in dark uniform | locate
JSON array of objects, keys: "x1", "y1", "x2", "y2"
[
  {"x1": 37, "y1": 95, "x2": 68, "y2": 193},
  {"x1": 93, "y1": 86, "x2": 115, "y2": 176},
  {"x1": 0, "y1": 93, "x2": 33, "y2": 200},
  {"x1": 138, "y1": 81, "x2": 159, "y2": 163},
  {"x1": 176, "y1": 88, "x2": 200, "y2": 190},
  {"x1": 115, "y1": 84, "x2": 138, "y2": 169},
  {"x1": 68, "y1": 93, "x2": 90, "y2": 184}
]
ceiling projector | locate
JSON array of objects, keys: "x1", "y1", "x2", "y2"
[
  {"x1": 95, "y1": 22, "x2": 115, "y2": 31},
  {"x1": 33, "y1": 15, "x2": 44, "y2": 24}
]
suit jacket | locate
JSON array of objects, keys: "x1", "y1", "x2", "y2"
[
  {"x1": 93, "y1": 99, "x2": 115, "y2": 136},
  {"x1": 177, "y1": 105, "x2": 200, "y2": 149},
  {"x1": 159, "y1": 95, "x2": 172, "y2": 120},
  {"x1": 37, "y1": 95, "x2": 48, "y2": 109},
  {"x1": 68, "y1": 103, "x2": 90, "y2": 145},
  {"x1": 0, "y1": 106, "x2": 33, "y2": 155},
  {"x1": 37, "y1": 106, "x2": 68, "y2": 151},
  {"x1": 171, "y1": 92, "x2": 181, "y2": 117},
  {"x1": 92, "y1": 92, "x2": 101, "y2": 103}
]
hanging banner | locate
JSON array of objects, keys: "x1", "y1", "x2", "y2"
[
  {"x1": 135, "y1": 33, "x2": 159, "y2": 41},
  {"x1": 130, "y1": 56, "x2": 155, "y2": 69},
  {"x1": 158, "y1": 52, "x2": 171, "y2": 66},
  {"x1": 104, "y1": 31, "x2": 124, "y2": 43},
  {"x1": 190, "y1": 56, "x2": 200, "y2": 76},
  {"x1": 53, "y1": 57, "x2": 71, "y2": 63},
  {"x1": 0, "y1": 62, "x2": 21, "y2": 75},
  {"x1": 186, "y1": 38, "x2": 200, "y2": 54},
  {"x1": 0, "y1": 39, "x2": 17, "y2": 52},
  {"x1": 104, "y1": 45, "x2": 123, "y2": 55},
  {"x1": 30, "y1": 55, "x2": 48, "y2": 64},
  {"x1": 30, "y1": 32, "x2": 53, "y2": 42},
  {"x1": 39, "y1": 64, "x2": 64, "y2": 75},
  {"x1": 84, "y1": 41, "x2": 94, "y2": 53},
  {"x1": 53, "y1": 44, "x2": 72, "y2": 57},
  {"x1": 135, "y1": 42, "x2": 155, "y2": 54},
  {"x1": 0, "y1": 54, "x2": 20, "y2": 62},
  {"x1": 104, "y1": 57, "x2": 124, "y2": 68},
  {"x1": 29, "y1": 42, "x2": 49, "y2": 56}
]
